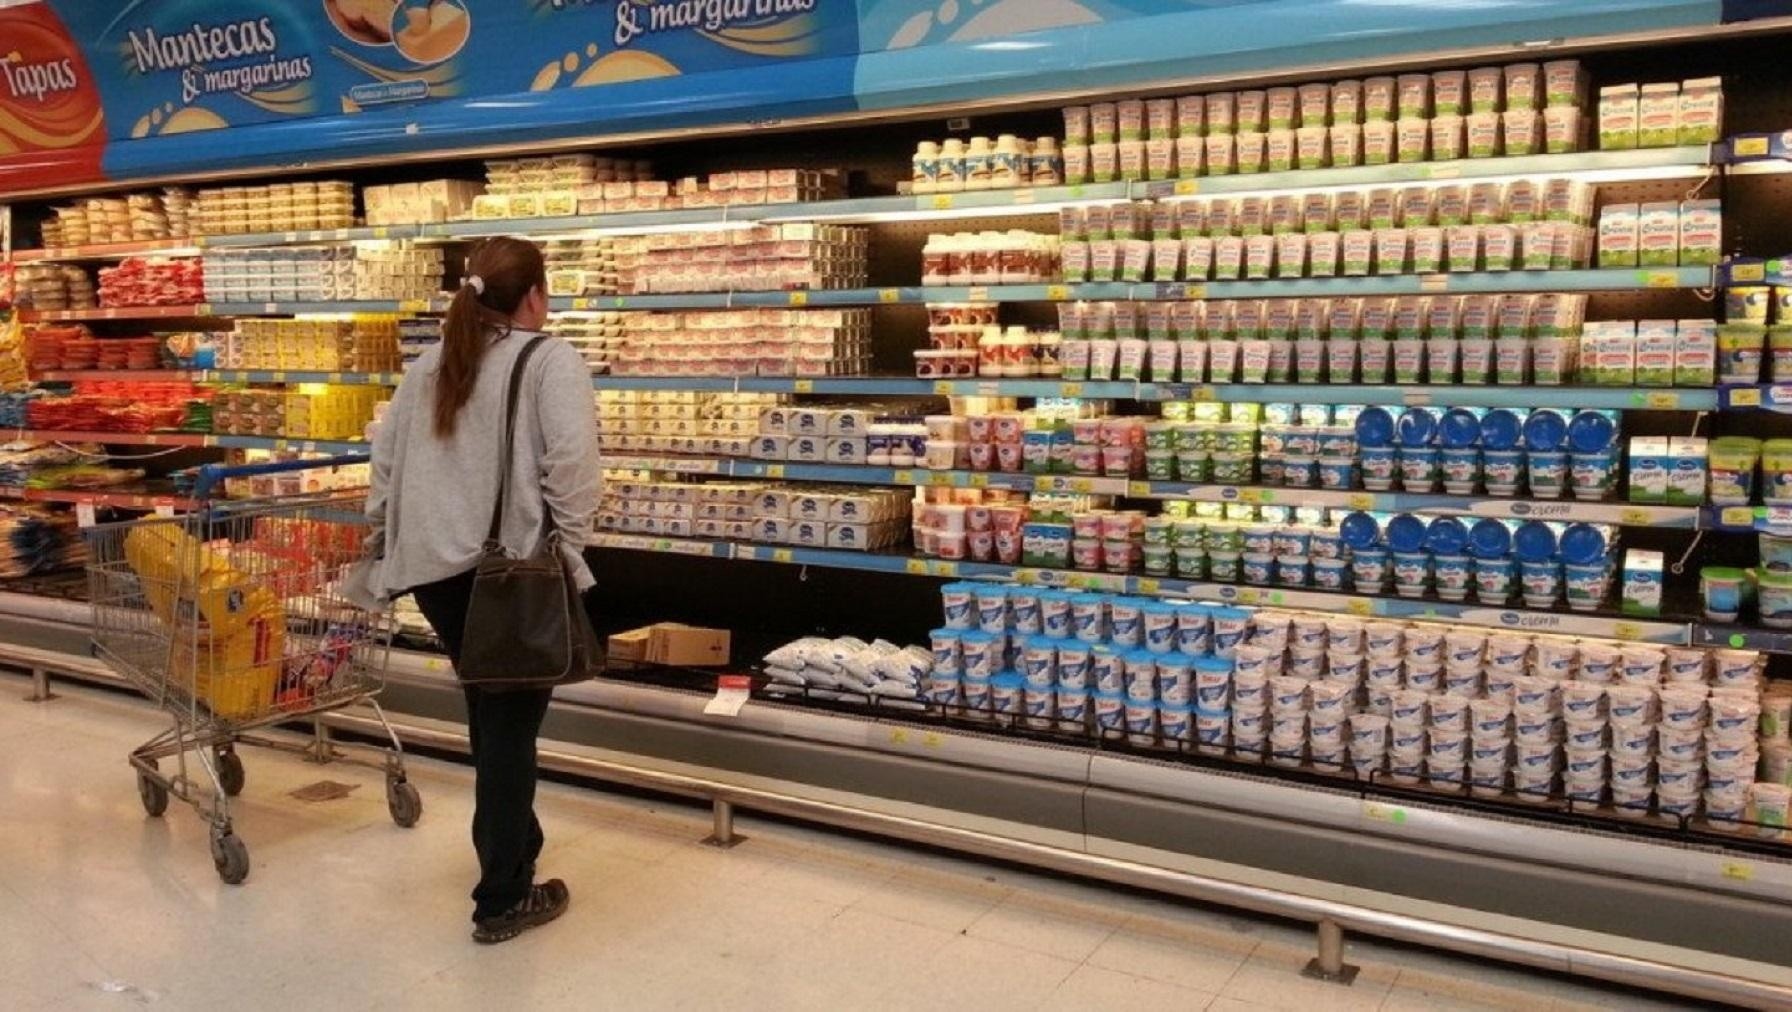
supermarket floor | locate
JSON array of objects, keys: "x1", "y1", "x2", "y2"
[{"x1": 0, "y1": 681, "x2": 1714, "y2": 1012}]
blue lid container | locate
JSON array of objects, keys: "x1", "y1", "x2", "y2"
[
  {"x1": 1558, "y1": 523, "x2": 1608, "y2": 565},
  {"x1": 1354, "y1": 406, "x2": 1396, "y2": 448},
  {"x1": 1395, "y1": 407, "x2": 1439, "y2": 448},
  {"x1": 1425, "y1": 517, "x2": 1470, "y2": 556},
  {"x1": 1339, "y1": 512, "x2": 1383, "y2": 550},
  {"x1": 1512, "y1": 521, "x2": 1559, "y2": 563},
  {"x1": 1522, "y1": 409, "x2": 1568, "y2": 451},
  {"x1": 1386, "y1": 514, "x2": 1429, "y2": 553},
  {"x1": 1467, "y1": 519, "x2": 1513, "y2": 560},
  {"x1": 1566, "y1": 410, "x2": 1617, "y2": 454},
  {"x1": 1480, "y1": 409, "x2": 1523, "y2": 451},
  {"x1": 1438, "y1": 408, "x2": 1482, "y2": 449}
]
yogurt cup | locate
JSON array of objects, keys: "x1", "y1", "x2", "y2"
[
  {"x1": 1473, "y1": 557, "x2": 1517, "y2": 605},
  {"x1": 926, "y1": 669, "x2": 964, "y2": 706},
  {"x1": 1532, "y1": 638, "x2": 1578, "y2": 680},
  {"x1": 1469, "y1": 697, "x2": 1511, "y2": 737},
  {"x1": 1392, "y1": 551, "x2": 1432, "y2": 597},
  {"x1": 1287, "y1": 648, "x2": 1325, "y2": 680},
  {"x1": 1389, "y1": 690, "x2": 1429, "y2": 728},
  {"x1": 1663, "y1": 647, "x2": 1708, "y2": 685},
  {"x1": 1350, "y1": 547, "x2": 1390, "y2": 592},
  {"x1": 1618, "y1": 647, "x2": 1665, "y2": 686},
  {"x1": 1577, "y1": 643, "x2": 1619, "y2": 683},
  {"x1": 1125, "y1": 699, "x2": 1159, "y2": 746},
  {"x1": 1610, "y1": 723, "x2": 1656, "y2": 758},
  {"x1": 1429, "y1": 693, "x2": 1471, "y2": 733},
  {"x1": 1404, "y1": 664, "x2": 1443, "y2": 694},
  {"x1": 1175, "y1": 605, "x2": 1214, "y2": 655},
  {"x1": 1442, "y1": 668, "x2": 1483, "y2": 699},
  {"x1": 1090, "y1": 646, "x2": 1126, "y2": 695},
  {"x1": 1366, "y1": 654, "x2": 1404, "y2": 691},
  {"x1": 1405, "y1": 627, "x2": 1445, "y2": 664},
  {"x1": 1365, "y1": 622, "x2": 1405, "y2": 657},
  {"x1": 1211, "y1": 607, "x2": 1252, "y2": 658}
]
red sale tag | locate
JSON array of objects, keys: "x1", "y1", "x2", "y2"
[{"x1": 704, "y1": 674, "x2": 753, "y2": 717}]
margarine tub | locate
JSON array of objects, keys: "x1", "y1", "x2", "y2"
[
  {"x1": 1760, "y1": 532, "x2": 1792, "y2": 575},
  {"x1": 1709, "y1": 436, "x2": 1763, "y2": 505},
  {"x1": 1760, "y1": 570, "x2": 1792, "y2": 629}
]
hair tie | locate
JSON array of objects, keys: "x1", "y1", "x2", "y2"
[{"x1": 464, "y1": 274, "x2": 485, "y2": 296}]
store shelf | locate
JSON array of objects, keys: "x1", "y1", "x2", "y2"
[
  {"x1": 0, "y1": 430, "x2": 366, "y2": 453},
  {"x1": 1692, "y1": 625, "x2": 1792, "y2": 653},
  {"x1": 590, "y1": 532, "x2": 1692, "y2": 643},
  {"x1": 19, "y1": 306, "x2": 218, "y2": 322},
  {"x1": 1717, "y1": 384, "x2": 1792, "y2": 412},
  {"x1": 553, "y1": 268, "x2": 1711, "y2": 314},
  {"x1": 1703, "y1": 504, "x2": 1792, "y2": 534},
  {"x1": 202, "y1": 370, "x2": 402, "y2": 386},
  {"x1": 4, "y1": 148, "x2": 1713, "y2": 265},
  {"x1": 33, "y1": 370, "x2": 195, "y2": 383},
  {"x1": 608, "y1": 454, "x2": 1701, "y2": 527},
  {"x1": 595, "y1": 374, "x2": 1721, "y2": 410},
  {"x1": 203, "y1": 300, "x2": 445, "y2": 316},
  {"x1": 0, "y1": 486, "x2": 196, "y2": 511}
]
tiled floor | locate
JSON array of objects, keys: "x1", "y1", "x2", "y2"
[{"x1": 0, "y1": 679, "x2": 1713, "y2": 1011}]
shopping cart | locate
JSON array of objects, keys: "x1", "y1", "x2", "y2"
[{"x1": 85, "y1": 456, "x2": 419, "y2": 884}]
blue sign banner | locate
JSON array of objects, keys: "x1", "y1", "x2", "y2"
[{"x1": 0, "y1": 0, "x2": 1779, "y2": 191}]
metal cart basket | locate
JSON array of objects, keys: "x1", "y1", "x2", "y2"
[{"x1": 85, "y1": 456, "x2": 419, "y2": 884}]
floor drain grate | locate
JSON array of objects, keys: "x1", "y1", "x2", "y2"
[{"x1": 289, "y1": 781, "x2": 360, "y2": 803}]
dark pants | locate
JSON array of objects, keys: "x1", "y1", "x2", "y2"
[{"x1": 410, "y1": 569, "x2": 555, "y2": 921}]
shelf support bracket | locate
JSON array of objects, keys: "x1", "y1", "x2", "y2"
[
  {"x1": 702, "y1": 797, "x2": 747, "y2": 849},
  {"x1": 1302, "y1": 918, "x2": 1360, "y2": 986}
]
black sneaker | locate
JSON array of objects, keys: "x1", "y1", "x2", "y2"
[{"x1": 472, "y1": 879, "x2": 569, "y2": 944}]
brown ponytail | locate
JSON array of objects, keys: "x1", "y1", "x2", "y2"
[{"x1": 434, "y1": 236, "x2": 548, "y2": 437}]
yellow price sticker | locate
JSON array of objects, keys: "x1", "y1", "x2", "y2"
[
  {"x1": 1181, "y1": 284, "x2": 1206, "y2": 300},
  {"x1": 326, "y1": 372, "x2": 343, "y2": 383},
  {"x1": 1721, "y1": 860, "x2": 1755, "y2": 882},
  {"x1": 1014, "y1": 570, "x2": 1039, "y2": 585},
  {"x1": 932, "y1": 194, "x2": 955, "y2": 210},
  {"x1": 1730, "y1": 262, "x2": 1767, "y2": 283},
  {"x1": 788, "y1": 291, "x2": 809, "y2": 307},
  {"x1": 283, "y1": 231, "x2": 299, "y2": 243},
  {"x1": 1136, "y1": 578, "x2": 1162, "y2": 595},
  {"x1": 1720, "y1": 506, "x2": 1756, "y2": 527},
  {"x1": 933, "y1": 380, "x2": 954, "y2": 395},
  {"x1": 1734, "y1": 137, "x2": 1771, "y2": 158},
  {"x1": 772, "y1": 549, "x2": 795, "y2": 564},
  {"x1": 1033, "y1": 476, "x2": 1059, "y2": 492},
  {"x1": 1346, "y1": 493, "x2": 1375, "y2": 510},
  {"x1": 194, "y1": 303, "x2": 212, "y2": 316},
  {"x1": 1642, "y1": 270, "x2": 1680, "y2": 289},
  {"x1": 968, "y1": 474, "x2": 990, "y2": 488},
  {"x1": 927, "y1": 472, "x2": 956, "y2": 487},
  {"x1": 793, "y1": 379, "x2": 814, "y2": 393},
  {"x1": 1188, "y1": 385, "x2": 1218, "y2": 402},
  {"x1": 1060, "y1": 382, "x2": 1085, "y2": 397},
  {"x1": 1045, "y1": 284, "x2": 1071, "y2": 301},
  {"x1": 765, "y1": 465, "x2": 786, "y2": 478},
  {"x1": 1643, "y1": 391, "x2": 1679, "y2": 410},
  {"x1": 1618, "y1": 508, "x2": 1651, "y2": 525},
  {"x1": 905, "y1": 559, "x2": 929, "y2": 575},
  {"x1": 1730, "y1": 387, "x2": 1763, "y2": 407},
  {"x1": 1346, "y1": 599, "x2": 1372, "y2": 617},
  {"x1": 890, "y1": 727, "x2": 910, "y2": 745},
  {"x1": 399, "y1": 299, "x2": 428, "y2": 313},
  {"x1": 932, "y1": 561, "x2": 960, "y2": 577},
  {"x1": 1419, "y1": 274, "x2": 1450, "y2": 293},
  {"x1": 1128, "y1": 481, "x2": 1152, "y2": 497},
  {"x1": 1174, "y1": 179, "x2": 1200, "y2": 196},
  {"x1": 967, "y1": 286, "x2": 990, "y2": 302},
  {"x1": 571, "y1": 297, "x2": 592, "y2": 310},
  {"x1": 1236, "y1": 588, "x2": 1261, "y2": 605},
  {"x1": 372, "y1": 227, "x2": 390, "y2": 239},
  {"x1": 922, "y1": 732, "x2": 944, "y2": 749},
  {"x1": 1612, "y1": 622, "x2": 1643, "y2": 641},
  {"x1": 269, "y1": 371, "x2": 287, "y2": 383},
  {"x1": 652, "y1": 539, "x2": 672, "y2": 552},
  {"x1": 893, "y1": 470, "x2": 916, "y2": 485},
  {"x1": 879, "y1": 288, "x2": 901, "y2": 303},
  {"x1": 1363, "y1": 802, "x2": 1408, "y2": 824}
]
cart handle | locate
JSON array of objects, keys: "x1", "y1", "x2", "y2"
[{"x1": 193, "y1": 454, "x2": 372, "y2": 502}]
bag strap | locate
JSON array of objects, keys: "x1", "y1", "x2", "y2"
[{"x1": 486, "y1": 334, "x2": 550, "y2": 548}]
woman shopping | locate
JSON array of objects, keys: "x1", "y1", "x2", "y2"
[{"x1": 363, "y1": 236, "x2": 600, "y2": 943}]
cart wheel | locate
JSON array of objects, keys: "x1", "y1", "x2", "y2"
[
  {"x1": 211, "y1": 830, "x2": 250, "y2": 885},
  {"x1": 387, "y1": 778, "x2": 422, "y2": 828},
  {"x1": 215, "y1": 748, "x2": 245, "y2": 797},
  {"x1": 137, "y1": 767, "x2": 168, "y2": 818}
]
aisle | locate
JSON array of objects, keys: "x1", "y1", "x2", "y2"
[{"x1": 0, "y1": 679, "x2": 1703, "y2": 1012}]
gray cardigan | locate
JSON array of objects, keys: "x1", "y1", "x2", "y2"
[{"x1": 364, "y1": 329, "x2": 600, "y2": 600}]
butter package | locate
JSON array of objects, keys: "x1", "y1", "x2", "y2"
[
  {"x1": 1629, "y1": 436, "x2": 1670, "y2": 504},
  {"x1": 825, "y1": 438, "x2": 866, "y2": 465},
  {"x1": 1679, "y1": 199, "x2": 1723, "y2": 267},
  {"x1": 1676, "y1": 319, "x2": 1717, "y2": 386},
  {"x1": 1623, "y1": 549, "x2": 1665, "y2": 618},
  {"x1": 1637, "y1": 202, "x2": 1680, "y2": 267},
  {"x1": 750, "y1": 435, "x2": 789, "y2": 460},
  {"x1": 1667, "y1": 436, "x2": 1709, "y2": 506},
  {"x1": 1598, "y1": 203, "x2": 1641, "y2": 267},
  {"x1": 1678, "y1": 77, "x2": 1724, "y2": 145},
  {"x1": 788, "y1": 435, "x2": 825, "y2": 462},
  {"x1": 1638, "y1": 82, "x2": 1681, "y2": 147},
  {"x1": 1636, "y1": 319, "x2": 1678, "y2": 386},
  {"x1": 1599, "y1": 84, "x2": 1640, "y2": 150}
]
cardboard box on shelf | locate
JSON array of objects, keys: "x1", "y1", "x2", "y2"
[{"x1": 606, "y1": 623, "x2": 732, "y2": 669}]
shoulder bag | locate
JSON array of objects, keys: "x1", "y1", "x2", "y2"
[{"x1": 457, "y1": 335, "x2": 602, "y2": 690}]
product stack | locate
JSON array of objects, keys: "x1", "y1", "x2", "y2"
[
  {"x1": 1711, "y1": 285, "x2": 1792, "y2": 384},
  {"x1": 542, "y1": 239, "x2": 622, "y2": 298},
  {"x1": 920, "y1": 231, "x2": 1062, "y2": 286},
  {"x1": 910, "y1": 134, "x2": 1064, "y2": 193},
  {"x1": 193, "y1": 181, "x2": 356, "y2": 236},
  {"x1": 473, "y1": 156, "x2": 844, "y2": 217},
  {"x1": 762, "y1": 637, "x2": 931, "y2": 702},
  {"x1": 1598, "y1": 77, "x2": 1725, "y2": 150},
  {"x1": 25, "y1": 326, "x2": 161, "y2": 373},
  {"x1": 1061, "y1": 60, "x2": 1597, "y2": 184},
  {"x1": 201, "y1": 243, "x2": 443, "y2": 304},
  {"x1": 615, "y1": 226, "x2": 867, "y2": 294},
  {"x1": 1595, "y1": 200, "x2": 1723, "y2": 268},
  {"x1": 751, "y1": 404, "x2": 882, "y2": 467},
  {"x1": 362, "y1": 180, "x2": 486, "y2": 225},
  {"x1": 610, "y1": 309, "x2": 872, "y2": 377},
  {"x1": 37, "y1": 189, "x2": 197, "y2": 246},
  {"x1": 544, "y1": 311, "x2": 626, "y2": 373},
  {"x1": 17, "y1": 265, "x2": 96, "y2": 312},
  {"x1": 210, "y1": 385, "x2": 380, "y2": 440},
  {"x1": 596, "y1": 389, "x2": 777, "y2": 458},
  {"x1": 598, "y1": 478, "x2": 910, "y2": 552},
  {"x1": 96, "y1": 258, "x2": 204, "y2": 308},
  {"x1": 219, "y1": 317, "x2": 403, "y2": 373}
]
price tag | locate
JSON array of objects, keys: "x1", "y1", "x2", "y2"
[
  {"x1": 933, "y1": 380, "x2": 954, "y2": 395},
  {"x1": 1612, "y1": 622, "x2": 1643, "y2": 641},
  {"x1": 1720, "y1": 506, "x2": 1756, "y2": 527},
  {"x1": 283, "y1": 232, "x2": 299, "y2": 243},
  {"x1": 1012, "y1": 190, "x2": 1036, "y2": 206},
  {"x1": 1401, "y1": 389, "x2": 1434, "y2": 407},
  {"x1": 1059, "y1": 382, "x2": 1084, "y2": 397},
  {"x1": 75, "y1": 503, "x2": 96, "y2": 528},
  {"x1": 1419, "y1": 275, "x2": 1450, "y2": 293},
  {"x1": 1729, "y1": 386, "x2": 1763, "y2": 407},
  {"x1": 889, "y1": 727, "x2": 910, "y2": 745},
  {"x1": 1346, "y1": 493, "x2": 1375, "y2": 510},
  {"x1": 326, "y1": 372, "x2": 344, "y2": 383},
  {"x1": 1180, "y1": 284, "x2": 1206, "y2": 300},
  {"x1": 1729, "y1": 261, "x2": 1768, "y2": 283},
  {"x1": 765, "y1": 465, "x2": 785, "y2": 478},
  {"x1": 372, "y1": 227, "x2": 391, "y2": 239},
  {"x1": 195, "y1": 303, "x2": 212, "y2": 316},
  {"x1": 263, "y1": 302, "x2": 280, "y2": 314},
  {"x1": 1733, "y1": 137, "x2": 1771, "y2": 158},
  {"x1": 968, "y1": 474, "x2": 990, "y2": 488},
  {"x1": 1363, "y1": 801, "x2": 1408, "y2": 824},
  {"x1": 1033, "y1": 475, "x2": 1059, "y2": 492},
  {"x1": 1045, "y1": 285, "x2": 1071, "y2": 301},
  {"x1": 1236, "y1": 588, "x2": 1261, "y2": 605},
  {"x1": 1617, "y1": 508, "x2": 1652, "y2": 525},
  {"x1": 788, "y1": 291, "x2": 809, "y2": 307},
  {"x1": 1641, "y1": 270, "x2": 1681, "y2": 289},
  {"x1": 1136, "y1": 578, "x2": 1162, "y2": 595},
  {"x1": 1188, "y1": 385, "x2": 1218, "y2": 402},
  {"x1": 892, "y1": 470, "x2": 916, "y2": 485},
  {"x1": 931, "y1": 561, "x2": 959, "y2": 577},
  {"x1": 772, "y1": 548, "x2": 794, "y2": 564},
  {"x1": 571, "y1": 298, "x2": 592, "y2": 310},
  {"x1": 926, "y1": 472, "x2": 955, "y2": 487},
  {"x1": 270, "y1": 371, "x2": 287, "y2": 383},
  {"x1": 1014, "y1": 569, "x2": 1039, "y2": 585},
  {"x1": 399, "y1": 299, "x2": 428, "y2": 313},
  {"x1": 652, "y1": 539, "x2": 672, "y2": 552},
  {"x1": 1128, "y1": 481, "x2": 1152, "y2": 497},
  {"x1": 922, "y1": 732, "x2": 944, "y2": 749},
  {"x1": 1346, "y1": 598, "x2": 1373, "y2": 617},
  {"x1": 703, "y1": 675, "x2": 753, "y2": 717},
  {"x1": 966, "y1": 286, "x2": 989, "y2": 302},
  {"x1": 879, "y1": 288, "x2": 901, "y2": 303},
  {"x1": 1721, "y1": 860, "x2": 1755, "y2": 882},
  {"x1": 932, "y1": 194, "x2": 955, "y2": 210},
  {"x1": 905, "y1": 559, "x2": 929, "y2": 575},
  {"x1": 1425, "y1": 165, "x2": 1463, "y2": 181},
  {"x1": 1174, "y1": 179, "x2": 1200, "y2": 196}
]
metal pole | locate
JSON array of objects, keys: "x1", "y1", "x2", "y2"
[
  {"x1": 309, "y1": 718, "x2": 332, "y2": 763},
  {"x1": 702, "y1": 798, "x2": 746, "y2": 849},
  {"x1": 1303, "y1": 918, "x2": 1360, "y2": 985},
  {"x1": 26, "y1": 667, "x2": 54, "y2": 703}
]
